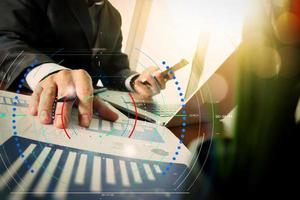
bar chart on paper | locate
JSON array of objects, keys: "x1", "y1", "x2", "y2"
[
  {"x1": 0, "y1": 137, "x2": 188, "y2": 200},
  {"x1": 0, "y1": 90, "x2": 190, "y2": 200},
  {"x1": 86, "y1": 118, "x2": 165, "y2": 143}
]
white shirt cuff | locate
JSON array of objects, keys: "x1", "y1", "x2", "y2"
[
  {"x1": 125, "y1": 73, "x2": 140, "y2": 92},
  {"x1": 26, "y1": 63, "x2": 69, "y2": 90}
]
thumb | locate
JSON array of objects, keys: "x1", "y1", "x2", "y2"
[{"x1": 93, "y1": 96, "x2": 119, "y2": 121}]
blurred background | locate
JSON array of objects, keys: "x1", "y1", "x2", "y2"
[
  {"x1": 109, "y1": 0, "x2": 300, "y2": 198},
  {"x1": 110, "y1": 0, "x2": 253, "y2": 104}
]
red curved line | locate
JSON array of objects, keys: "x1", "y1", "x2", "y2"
[
  {"x1": 128, "y1": 93, "x2": 138, "y2": 138},
  {"x1": 61, "y1": 99, "x2": 71, "y2": 139}
]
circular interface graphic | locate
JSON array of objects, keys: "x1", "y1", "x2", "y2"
[{"x1": 0, "y1": 52, "x2": 215, "y2": 199}]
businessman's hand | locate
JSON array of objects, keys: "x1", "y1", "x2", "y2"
[
  {"x1": 28, "y1": 69, "x2": 118, "y2": 128},
  {"x1": 132, "y1": 66, "x2": 172, "y2": 98}
]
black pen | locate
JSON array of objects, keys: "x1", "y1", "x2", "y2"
[{"x1": 56, "y1": 87, "x2": 107, "y2": 102}]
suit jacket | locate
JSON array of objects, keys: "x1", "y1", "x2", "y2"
[{"x1": 0, "y1": 0, "x2": 135, "y2": 90}]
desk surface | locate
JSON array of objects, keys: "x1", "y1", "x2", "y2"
[
  {"x1": 0, "y1": 90, "x2": 192, "y2": 200},
  {"x1": 1, "y1": 83, "x2": 207, "y2": 146}
]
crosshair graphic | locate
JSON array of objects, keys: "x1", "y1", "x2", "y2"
[
  {"x1": 11, "y1": 62, "x2": 36, "y2": 173},
  {"x1": 160, "y1": 61, "x2": 187, "y2": 176},
  {"x1": 59, "y1": 92, "x2": 139, "y2": 140},
  {"x1": 1, "y1": 51, "x2": 215, "y2": 200},
  {"x1": 9, "y1": 59, "x2": 190, "y2": 180},
  {"x1": 53, "y1": 59, "x2": 187, "y2": 177}
]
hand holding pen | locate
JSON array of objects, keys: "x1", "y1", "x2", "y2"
[{"x1": 28, "y1": 69, "x2": 118, "y2": 129}]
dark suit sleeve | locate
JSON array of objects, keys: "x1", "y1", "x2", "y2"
[
  {"x1": 0, "y1": 0, "x2": 54, "y2": 89},
  {"x1": 106, "y1": 12, "x2": 137, "y2": 91}
]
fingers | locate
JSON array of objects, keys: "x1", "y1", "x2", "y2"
[
  {"x1": 54, "y1": 101, "x2": 73, "y2": 129},
  {"x1": 29, "y1": 85, "x2": 43, "y2": 115},
  {"x1": 73, "y1": 69, "x2": 93, "y2": 127},
  {"x1": 144, "y1": 67, "x2": 162, "y2": 93},
  {"x1": 28, "y1": 68, "x2": 121, "y2": 129},
  {"x1": 164, "y1": 69, "x2": 176, "y2": 81},
  {"x1": 133, "y1": 66, "x2": 170, "y2": 98},
  {"x1": 94, "y1": 96, "x2": 119, "y2": 121},
  {"x1": 140, "y1": 73, "x2": 160, "y2": 94},
  {"x1": 133, "y1": 81, "x2": 153, "y2": 98},
  {"x1": 38, "y1": 84, "x2": 57, "y2": 124},
  {"x1": 153, "y1": 71, "x2": 166, "y2": 89},
  {"x1": 74, "y1": 70, "x2": 118, "y2": 124},
  {"x1": 53, "y1": 70, "x2": 75, "y2": 128}
]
